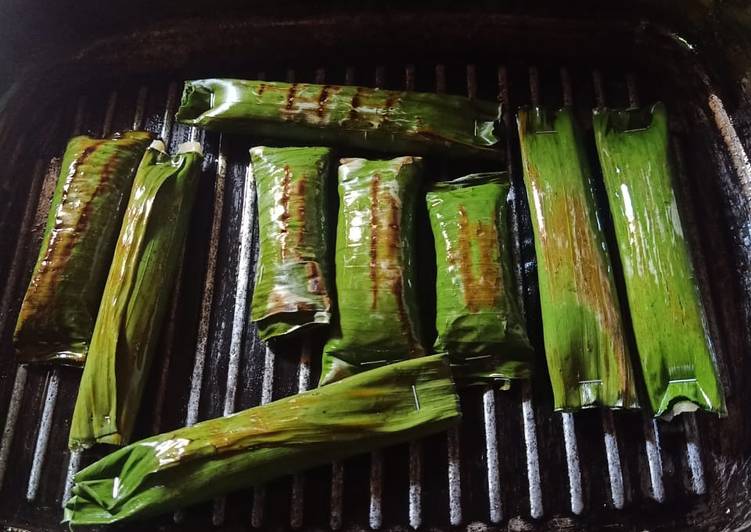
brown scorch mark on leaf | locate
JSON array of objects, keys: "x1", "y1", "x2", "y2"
[
  {"x1": 476, "y1": 217, "x2": 503, "y2": 304},
  {"x1": 266, "y1": 290, "x2": 318, "y2": 315},
  {"x1": 74, "y1": 152, "x2": 119, "y2": 234},
  {"x1": 472, "y1": 217, "x2": 503, "y2": 309},
  {"x1": 385, "y1": 194, "x2": 419, "y2": 355},
  {"x1": 257, "y1": 83, "x2": 267, "y2": 96},
  {"x1": 350, "y1": 87, "x2": 362, "y2": 121},
  {"x1": 383, "y1": 92, "x2": 398, "y2": 123},
  {"x1": 33, "y1": 141, "x2": 104, "y2": 286},
  {"x1": 279, "y1": 164, "x2": 291, "y2": 261},
  {"x1": 391, "y1": 275, "x2": 416, "y2": 355},
  {"x1": 529, "y1": 159, "x2": 631, "y2": 389},
  {"x1": 305, "y1": 261, "x2": 326, "y2": 296},
  {"x1": 286, "y1": 83, "x2": 298, "y2": 111},
  {"x1": 456, "y1": 207, "x2": 475, "y2": 311},
  {"x1": 21, "y1": 138, "x2": 143, "y2": 325},
  {"x1": 454, "y1": 205, "x2": 502, "y2": 312},
  {"x1": 294, "y1": 175, "x2": 307, "y2": 250},
  {"x1": 369, "y1": 173, "x2": 381, "y2": 309},
  {"x1": 267, "y1": 160, "x2": 329, "y2": 314},
  {"x1": 318, "y1": 85, "x2": 330, "y2": 119}
]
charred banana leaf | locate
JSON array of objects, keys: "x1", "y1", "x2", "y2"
[
  {"x1": 320, "y1": 156, "x2": 425, "y2": 385},
  {"x1": 517, "y1": 107, "x2": 639, "y2": 410},
  {"x1": 175, "y1": 79, "x2": 501, "y2": 159},
  {"x1": 427, "y1": 173, "x2": 534, "y2": 386},
  {"x1": 69, "y1": 141, "x2": 203, "y2": 450},
  {"x1": 64, "y1": 354, "x2": 460, "y2": 526},
  {"x1": 593, "y1": 103, "x2": 725, "y2": 418},
  {"x1": 250, "y1": 146, "x2": 333, "y2": 340},
  {"x1": 14, "y1": 131, "x2": 152, "y2": 365}
]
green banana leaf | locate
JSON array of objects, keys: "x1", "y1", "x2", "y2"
[
  {"x1": 63, "y1": 354, "x2": 460, "y2": 526},
  {"x1": 517, "y1": 107, "x2": 639, "y2": 410},
  {"x1": 250, "y1": 146, "x2": 333, "y2": 340},
  {"x1": 320, "y1": 156, "x2": 425, "y2": 385},
  {"x1": 13, "y1": 132, "x2": 152, "y2": 365},
  {"x1": 593, "y1": 103, "x2": 726, "y2": 418},
  {"x1": 426, "y1": 173, "x2": 534, "y2": 386},
  {"x1": 69, "y1": 140, "x2": 203, "y2": 450},
  {"x1": 175, "y1": 79, "x2": 501, "y2": 159}
]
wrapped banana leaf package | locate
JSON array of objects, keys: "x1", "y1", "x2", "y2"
[
  {"x1": 250, "y1": 146, "x2": 333, "y2": 340},
  {"x1": 517, "y1": 107, "x2": 639, "y2": 410},
  {"x1": 426, "y1": 172, "x2": 534, "y2": 386},
  {"x1": 320, "y1": 156, "x2": 425, "y2": 385},
  {"x1": 175, "y1": 79, "x2": 501, "y2": 159},
  {"x1": 64, "y1": 354, "x2": 460, "y2": 526},
  {"x1": 69, "y1": 140, "x2": 203, "y2": 450},
  {"x1": 13, "y1": 132, "x2": 152, "y2": 365},
  {"x1": 593, "y1": 103, "x2": 725, "y2": 418}
]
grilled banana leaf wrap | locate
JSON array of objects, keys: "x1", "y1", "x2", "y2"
[
  {"x1": 427, "y1": 173, "x2": 534, "y2": 386},
  {"x1": 517, "y1": 107, "x2": 639, "y2": 410},
  {"x1": 250, "y1": 146, "x2": 333, "y2": 340},
  {"x1": 593, "y1": 103, "x2": 726, "y2": 418},
  {"x1": 63, "y1": 354, "x2": 460, "y2": 526},
  {"x1": 320, "y1": 157, "x2": 425, "y2": 386},
  {"x1": 14, "y1": 131, "x2": 152, "y2": 365},
  {"x1": 175, "y1": 79, "x2": 501, "y2": 159},
  {"x1": 69, "y1": 141, "x2": 203, "y2": 450}
]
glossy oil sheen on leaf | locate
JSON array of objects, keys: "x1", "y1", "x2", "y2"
[
  {"x1": 250, "y1": 146, "x2": 333, "y2": 340},
  {"x1": 320, "y1": 156, "x2": 425, "y2": 385},
  {"x1": 593, "y1": 103, "x2": 726, "y2": 418},
  {"x1": 175, "y1": 79, "x2": 502, "y2": 159},
  {"x1": 13, "y1": 132, "x2": 152, "y2": 365},
  {"x1": 517, "y1": 107, "x2": 639, "y2": 410},
  {"x1": 68, "y1": 141, "x2": 203, "y2": 450},
  {"x1": 63, "y1": 354, "x2": 460, "y2": 526},
  {"x1": 426, "y1": 172, "x2": 534, "y2": 386}
]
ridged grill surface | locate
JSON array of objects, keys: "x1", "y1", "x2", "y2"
[{"x1": 0, "y1": 59, "x2": 741, "y2": 531}]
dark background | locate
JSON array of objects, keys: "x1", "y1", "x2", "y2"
[{"x1": 1, "y1": 1, "x2": 750, "y2": 98}]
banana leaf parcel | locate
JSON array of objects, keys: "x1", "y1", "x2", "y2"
[
  {"x1": 593, "y1": 103, "x2": 725, "y2": 418},
  {"x1": 63, "y1": 354, "x2": 460, "y2": 526},
  {"x1": 175, "y1": 79, "x2": 501, "y2": 159},
  {"x1": 517, "y1": 107, "x2": 639, "y2": 410},
  {"x1": 320, "y1": 156, "x2": 425, "y2": 386},
  {"x1": 13, "y1": 131, "x2": 152, "y2": 365},
  {"x1": 250, "y1": 146, "x2": 333, "y2": 340},
  {"x1": 69, "y1": 140, "x2": 203, "y2": 450},
  {"x1": 426, "y1": 172, "x2": 534, "y2": 386}
]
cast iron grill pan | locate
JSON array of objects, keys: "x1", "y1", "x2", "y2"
[{"x1": 0, "y1": 17, "x2": 748, "y2": 530}]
